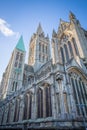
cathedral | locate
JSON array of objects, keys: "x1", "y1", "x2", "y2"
[{"x1": 0, "y1": 12, "x2": 87, "y2": 130}]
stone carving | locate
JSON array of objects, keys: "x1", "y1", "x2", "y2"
[{"x1": 56, "y1": 73, "x2": 63, "y2": 81}]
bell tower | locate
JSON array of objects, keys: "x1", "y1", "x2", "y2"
[
  {"x1": 1, "y1": 36, "x2": 26, "y2": 99},
  {"x1": 28, "y1": 23, "x2": 51, "y2": 72}
]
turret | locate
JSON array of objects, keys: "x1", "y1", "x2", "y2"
[{"x1": 28, "y1": 23, "x2": 51, "y2": 71}]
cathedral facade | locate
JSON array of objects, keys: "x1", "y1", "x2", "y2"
[{"x1": 0, "y1": 12, "x2": 87, "y2": 130}]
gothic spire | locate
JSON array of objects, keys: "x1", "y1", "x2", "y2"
[
  {"x1": 36, "y1": 23, "x2": 44, "y2": 35},
  {"x1": 16, "y1": 36, "x2": 26, "y2": 52},
  {"x1": 52, "y1": 29, "x2": 57, "y2": 37},
  {"x1": 69, "y1": 11, "x2": 76, "y2": 20}
]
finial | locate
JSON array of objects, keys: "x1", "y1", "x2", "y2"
[
  {"x1": 69, "y1": 11, "x2": 76, "y2": 20},
  {"x1": 36, "y1": 22, "x2": 43, "y2": 35}
]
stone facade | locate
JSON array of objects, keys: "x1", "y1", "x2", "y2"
[{"x1": 0, "y1": 12, "x2": 87, "y2": 130}]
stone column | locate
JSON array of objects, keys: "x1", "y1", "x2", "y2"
[{"x1": 56, "y1": 73, "x2": 65, "y2": 118}]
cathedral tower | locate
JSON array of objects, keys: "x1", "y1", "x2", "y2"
[
  {"x1": 1, "y1": 36, "x2": 26, "y2": 99},
  {"x1": 28, "y1": 23, "x2": 50, "y2": 71}
]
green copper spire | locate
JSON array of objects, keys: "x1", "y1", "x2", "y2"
[{"x1": 16, "y1": 36, "x2": 26, "y2": 52}]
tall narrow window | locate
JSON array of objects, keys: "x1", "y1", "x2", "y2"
[
  {"x1": 63, "y1": 93, "x2": 69, "y2": 113},
  {"x1": 43, "y1": 55, "x2": 44, "y2": 62},
  {"x1": 14, "y1": 62, "x2": 18, "y2": 67},
  {"x1": 20, "y1": 53, "x2": 23, "y2": 61},
  {"x1": 46, "y1": 46, "x2": 47, "y2": 54},
  {"x1": 39, "y1": 42, "x2": 41, "y2": 51},
  {"x1": 57, "y1": 93, "x2": 61, "y2": 114},
  {"x1": 23, "y1": 95, "x2": 28, "y2": 120},
  {"x1": 39, "y1": 54, "x2": 41, "y2": 61},
  {"x1": 68, "y1": 41, "x2": 74, "y2": 58},
  {"x1": 12, "y1": 81, "x2": 15, "y2": 91},
  {"x1": 37, "y1": 88, "x2": 43, "y2": 118},
  {"x1": 64, "y1": 44, "x2": 69, "y2": 62},
  {"x1": 42, "y1": 44, "x2": 44, "y2": 53},
  {"x1": 75, "y1": 79, "x2": 84, "y2": 115},
  {"x1": 19, "y1": 63, "x2": 22, "y2": 68},
  {"x1": 82, "y1": 82, "x2": 87, "y2": 115},
  {"x1": 28, "y1": 93, "x2": 32, "y2": 119},
  {"x1": 71, "y1": 78, "x2": 80, "y2": 115},
  {"x1": 15, "y1": 82, "x2": 17, "y2": 91},
  {"x1": 45, "y1": 86, "x2": 52, "y2": 117},
  {"x1": 1, "y1": 109, "x2": 5, "y2": 125},
  {"x1": 23, "y1": 93, "x2": 32, "y2": 120},
  {"x1": 6, "y1": 104, "x2": 11, "y2": 123},
  {"x1": 13, "y1": 99, "x2": 20, "y2": 122},
  {"x1": 72, "y1": 38, "x2": 79, "y2": 56},
  {"x1": 79, "y1": 81, "x2": 87, "y2": 115},
  {"x1": 16, "y1": 52, "x2": 19, "y2": 60},
  {"x1": 60, "y1": 47, "x2": 65, "y2": 63}
]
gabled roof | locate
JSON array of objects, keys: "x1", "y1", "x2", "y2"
[{"x1": 16, "y1": 36, "x2": 26, "y2": 52}]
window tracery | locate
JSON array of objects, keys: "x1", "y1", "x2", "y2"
[{"x1": 69, "y1": 71, "x2": 87, "y2": 116}]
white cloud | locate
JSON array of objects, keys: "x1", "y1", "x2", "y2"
[{"x1": 0, "y1": 18, "x2": 19, "y2": 37}]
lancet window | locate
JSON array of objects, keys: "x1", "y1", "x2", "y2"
[
  {"x1": 13, "y1": 99, "x2": 20, "y2": 122},
  {"x1": 37, "y1": 88, "x2": 43, "y2": 118},
  {"x1": 23, "y1": 93, "x2": 32, "y2": 120},
  {"x1": 45, "y1": 85, "x2": 52, "y2": 117},
  {"x1": 72, "y1": 38, "x2": 79, "y2": 56},
  {"x1": 68, "y1": 41, "x2": 74, "y2": 58},
  {"x1": 70, "y1": 72, "x2": 87, "y2": 116}
]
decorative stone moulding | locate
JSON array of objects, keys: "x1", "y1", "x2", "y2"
[{"x1": 56, "y1": 73, "x2": 63, "y2": 81}]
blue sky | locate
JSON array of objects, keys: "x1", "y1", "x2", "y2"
[{"x1": 0, "y1": 0, "x2": 87, "y2": 81}]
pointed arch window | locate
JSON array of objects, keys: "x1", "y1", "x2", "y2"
[
  {"x1": 1, "y1": 108, "x2": 5, "y2": 125},
  {"x1": 68, "y1": 41, "x2": 74, "y2": 58},
  {"x1": 6, "y1": 103, "x2": 11, "y2": 123},
  {"x1": 16, "y1": 52, "x2": 19, "y2": 60},
  {"x1": 39, "y1": 42, "x2": 41, "y2": 51},
  {"x1": 15, "y1": 82, "x2": 17, "y2": 91},
  {"x1": 42, "y1": 44, "x2": 44, "y2": 53},
  {"x1": 64, "y1": 44, "x2": 69, "y2": 62},
  {"x1": 63, "y1": 93, "x2": 69, "y2": 113},
  {"x1": 37, "y1": 88, "x2": 43, "y2": 118},
  {"x1": 12, "y1": 81, "x2": 15, "y2": 91},
  {"x1": 46, "y1": 46, "x2": 47, "y2": 54},
  {"x1": 13, "y1": 99, "x2": 20, "y2": 122},
  {"x1": 23, "y1": 95, "x2": 28, "y2": 120},
  {"x1": 70, "y1": 78, "x2": 80, "y2": 115},
  {"x1": 72, "y1": 38, "x2": 79, "y2": 56},
  {"x1": 45, "y1": 86, "x2": 52, "y2": 117},
  {"x1": 28, "y1": 93, "x2": 32, "y2": 119},
  {"x1": 39, "y1": 54, "x2": 41, "y2": 61},
  {"x1": 23, "y1": 93, "x2": 32, "y2": 120},
  {"x1": 60, "y1": 47, "x2": 65, "y2": 63},
  {"x1": 20, "y1": 53, "x2": 23, "y2": 62}
]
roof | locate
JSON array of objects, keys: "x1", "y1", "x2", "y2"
[{"x1": 16, "y1": 36, "x2": 26, "y2": 52}]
